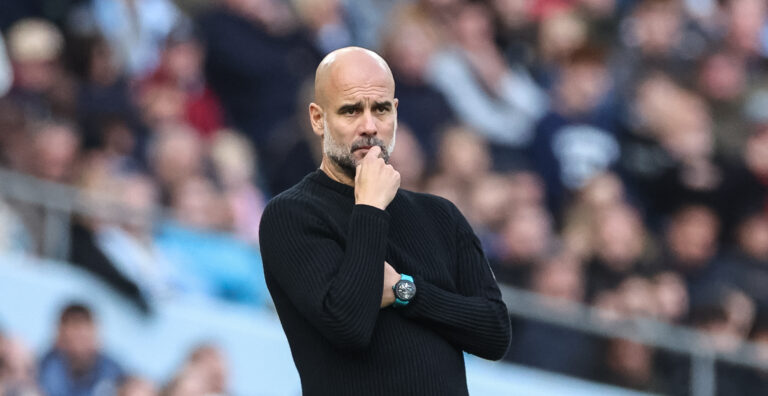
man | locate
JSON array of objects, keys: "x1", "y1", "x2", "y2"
[
  {"x1": 38, "y1": 303, "x2": 124, "y2": 396},
  {"x1": 259, "y1": 47, "x2": 510, "y2": 396}
]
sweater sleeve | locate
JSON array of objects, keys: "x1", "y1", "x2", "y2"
[
  {"x1": 401, "y1": 203, "x2": 511, "y2": 361},
  {"x1": 259, "y1": 200, "x2": 389, "y2": 351}
]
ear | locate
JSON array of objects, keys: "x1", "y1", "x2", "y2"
[
  {"x1": 309, "y1": 102, "x2": 325, "y2": 138},
  {"x1": 393, "y1": 98, "x2": 399, "y2": 110}
]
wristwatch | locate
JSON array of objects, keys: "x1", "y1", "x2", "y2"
[{"x1": 392, "y1": 274, "x2": 416, "y2": 307}]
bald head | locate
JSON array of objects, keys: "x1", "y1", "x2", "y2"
[{"x1": 314, "y1": 47, "x2": 395, "y2": 108}]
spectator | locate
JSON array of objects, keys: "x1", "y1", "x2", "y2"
[
  {"x1": 585, "y1": 203, "x2": 655, "y2": 300},
  {"x1": 209, "y1": 130, "x2": 268, "y2": 244},
  {"x1": 493, "y1": 203, "x2": 554, "y2": 288},
  {"x1": 142, "y1": 29, "x2": 224, "y2": 139},
  {"x1": 147, "y1": 122, "x2": 204, "y2": 204},
  {"x1": 532, "y1": 44, "x2": 621, "y2": 218},
  {"x1": 386, "y1": 123, "x2": 427, "y2": 191},
  {"x1": 92, "y1": 173, "x2": 195, "y2": 300},
  {"x1": 597, "y1": 338, "x2": 661, "y2": 392},
  {"x1": 380, "y1": 4, "x2": 455, "y2": 160},
  {"x1": 87, "y1": 0, "x2": 187, "y2": 77},
  {"x1": 118, "y1": 376, "x2": 158, "y2": 396},
  {"x1": 198, "y1": 0, "x2": 318, "y2": 151},
  {"x1": 39, "y1": 303, "x2": 124, "y2": 396},
  {"x1": 508, "y1": 254, "x2": 600, "y2": 378},
  {"x1": 155, "y1": 175, "x2": 270, "y2": 306},
  {"x1": 5, "y1": 18, "x2": 76, "y2": 120},
  {"x1": 0, "y1": 336, "x2": 42, "y2": 396},
  {"x1": 426, "y1": 1, "x2": 548, "y2": 169},
  {"x1": 163, "y1": 344, "x2": 228, "y2": 396},
  {"x1": 714, "y1": 211, "x2": 768, "y2": 309},
  {"x1": 663, "y1": 205, "x2": 721, "y2": 308}
]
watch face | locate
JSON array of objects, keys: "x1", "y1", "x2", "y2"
[{"x1": 395, "y1": 281, "x2": 416, "y2": 301}]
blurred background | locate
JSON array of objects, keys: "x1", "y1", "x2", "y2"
[{"x1": 0, "y1": 0, "x2": 767, "y2": 395}]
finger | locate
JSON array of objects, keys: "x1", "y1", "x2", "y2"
[{"x1": 364, "y1": 145, "x2": 382, "y2": 161}]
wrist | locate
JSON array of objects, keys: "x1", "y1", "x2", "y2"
[
  {"x1": 355, "y1": 200, "x2": 386, "y2": 210},
  {"x1": 392, "y1": 274, "x2": 416, "y2": 308}
]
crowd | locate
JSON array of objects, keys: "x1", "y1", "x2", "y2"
[
  {"x1": 1, "y1": 303, "x2": 229, "y2": 396},
  {"x1": 0, "y1": 0, "x2": 767, "y2": 394}
]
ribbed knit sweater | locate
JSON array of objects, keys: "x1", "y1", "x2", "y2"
[{"x1": 259, "y1": 169, "x2": 511, "y2": 396}]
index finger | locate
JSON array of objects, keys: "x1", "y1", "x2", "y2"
[{"x1": 364, "y1": 145, "x2": 382, "y2": 161}]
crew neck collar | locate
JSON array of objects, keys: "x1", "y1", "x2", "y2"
[{"x1": 309, "y1": 168, "x2": 355, "y2": 196}]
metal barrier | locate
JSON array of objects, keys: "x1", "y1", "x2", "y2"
[{"x1": 1, "y1": 166, "x2": 766, "y2": 396}]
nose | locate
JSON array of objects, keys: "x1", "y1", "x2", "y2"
[{"x1": 359, "y1": 110, "x2": 377, "y2": 136}]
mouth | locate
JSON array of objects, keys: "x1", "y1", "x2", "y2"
[{"x1": 354, "y1": 145, "x2": 373, "y2": 152}]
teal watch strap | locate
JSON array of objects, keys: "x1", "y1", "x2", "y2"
[{"x1": 392, "y1": 274, "x2": 415, "y2": 308}]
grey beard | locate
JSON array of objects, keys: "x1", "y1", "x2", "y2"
[{"x1": 323, "y1": 119, "x2": 393, "y2": 179}]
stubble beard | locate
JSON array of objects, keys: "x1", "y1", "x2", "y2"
[{"x1": 323, "y1": 116, "x2": 397, "y2": 180}]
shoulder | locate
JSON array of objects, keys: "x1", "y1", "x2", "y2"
[{"x1": 397, "y1": 189, "x2": 464, "y2": 222}]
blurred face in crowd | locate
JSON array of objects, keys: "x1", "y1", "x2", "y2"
[
  {"x1": 7, "y1": 19, "x2": 64, "y2": 93},
  {"x1": 558, "y1": 57, "x2": 609, "y2": 115},
  {"x1": 501, "y1": 204, "x2": 552, "y2": 262},
  {"x1": 32, "y1": 123, "x2": 80, "y2": 182},
  {"x1": 117, "y1": 175, "x2": 159, "y2": 236},
  {"x1": 57, "y1": 315, "x2": 99, "y2": 373},
  {"x1": 0, "y1": 337, "x2": 37, "y2": 387},
  {"x1": 745, "y1": 128, "x2": 768, "y2": 175},
  {"x1": 653, "y1": 271, "x2": 688, "y2": 323},
  {"x1": 617, "y1": 276, "x2": 657, "y2": 317},
  {"x1": 150, "y1": 124, "x2": 203, "y2": 189},
  {"x1": 189, "y1": 346, "x2": 228, "y2": 394},
  {"x1": 310, "y1": 48, "x2": 398, "y2": 181},
  {"x1": 594, "y1": 204, "x2": 645, "y2": 271},
  {"x1": 604, "y1": 338, "x2": 654, "y2": 387},
  {"x1": 437, "y1": 126, "x2": 490, "y2": 183},
  {"x1": 737, "y1": 214, "x2": 768, "y2": 260},
  {"x1": 666, "y1": 206, "x2": 719, "y2": 267},
  {"x1": 118, "y1": 377, "x2": 158, "y2": 396},
  {"x1": 538, "y1": 9, "x2": 588, "y2": 62},
  {"x1": 387, "y1": 124, "x2": 425, "y2": 190},
  {"x1": 726, "y1": 0, "x2": 767, "y2": 55},
  {"x1": 172, "y1": 176, "x2": 232, "y2": 230},
  {"x1": 492, "y1": 0, "x2": 534, "y2": 30},
  {"x1": 531, "y1": 255, "x2": 585, "y2": 304},
  {"x1": 632, "y1": 0, "x2": 682, "y2": 55},
  {"x1": 384, "y1": 16, "x2": 438, "y2": 82},
  {"x1": 698, "y1": 52, "x2": 746, "y2": 102},
  {"x1": 455, "y1": 2, "x2": 494, "y2": 48},
  {"x1": 468, "y1": 173, "x2": 515, "y2": 230}
]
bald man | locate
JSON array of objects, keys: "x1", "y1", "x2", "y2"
[{"x1": 259, "y1": 47, "x2": 510, "y2": 396}]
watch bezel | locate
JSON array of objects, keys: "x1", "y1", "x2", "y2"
[{"x1": 393, "y1": 279, "x2": 416, "y2": 301}]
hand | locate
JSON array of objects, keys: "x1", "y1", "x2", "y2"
[
  {"x1": 355, "y1": 146, "x2": 400, "y2": 210},
  {"x1": 381, "y1": 261, "x2": 400, "y2": 308}
]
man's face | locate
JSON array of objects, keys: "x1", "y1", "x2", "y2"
[{"x1": 310, "y1": 51, "x2": 399, "y2": 179}]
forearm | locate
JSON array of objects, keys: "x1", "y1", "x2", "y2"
[
  {"x1": 401, "y1": 276, "x2": 511, "y2": 360},
  {"x1": 261, "y1": 202, "x2": 389, "y2": 350}
]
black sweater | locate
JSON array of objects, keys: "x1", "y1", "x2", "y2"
[{"x1": 259, "y1": 170, "x2": 511, "y2": 396}]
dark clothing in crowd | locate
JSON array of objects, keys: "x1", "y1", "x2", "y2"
[
  {"x1": 507, "y1": 319, "x2": 599, "y2": 379},
  {"x1": 393, "y1": 76, "x2": 455, "y2": 161},
  {"x1": 198, "y1": 7, "x2": 318, "y2": 149},
  {"x1": 259, "y1": 169, "x2": 510, "y2": 396}
]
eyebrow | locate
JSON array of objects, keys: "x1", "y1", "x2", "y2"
[
  {"x1": 373, "y1": 101, "x2": 393, "y2": 111},
  {"x1": 337, "y1": 102, "x2": 363, "y2": 115}
]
